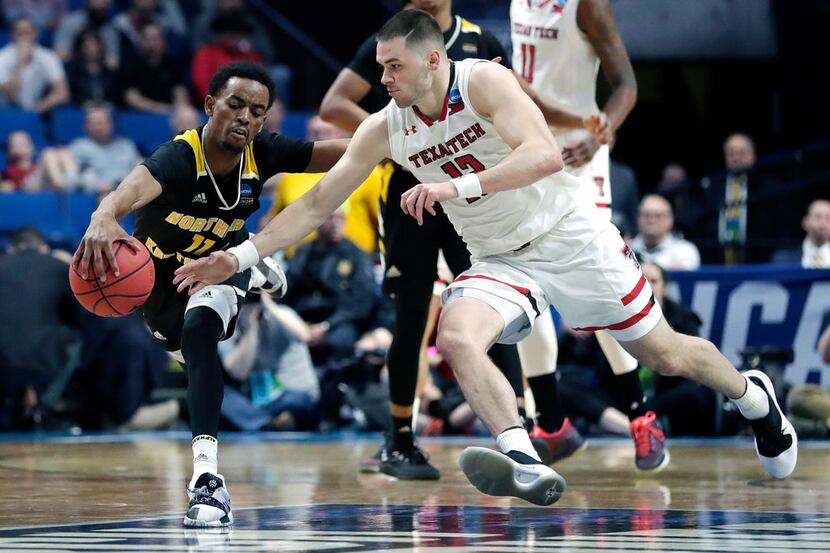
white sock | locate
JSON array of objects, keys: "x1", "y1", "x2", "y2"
[
  {"x1": 731, "y1": 376, "x2": 770, "y2": 420},
  {"x1": 191, "y1": 435, "x2": 218, "y2": 487},
  {"x1": 496, "y1": 427, "x2": 541, "y2": 462}
]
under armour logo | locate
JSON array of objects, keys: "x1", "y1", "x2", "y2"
[{"x1": 404, "y1": 125, "x2": 417, "y2": 136}]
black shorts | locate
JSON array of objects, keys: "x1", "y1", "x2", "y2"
[
  {"x1": 379, "y1": 164, "x2": 472, "y2": 295},
  {"x1": 140, "y1": 257, "x2": 250, "y2": 352}
]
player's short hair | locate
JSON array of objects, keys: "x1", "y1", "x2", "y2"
[
  {"x1": 208, "y1": 61, "x2": 276, "y2": 108},
  {"x1": 377, "y1": 9, "x2": 445, "y2": 54}
]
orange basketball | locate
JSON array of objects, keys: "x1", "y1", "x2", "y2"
[{"x1": 69, "y1": 240, "x2": 155, "y2": 317}]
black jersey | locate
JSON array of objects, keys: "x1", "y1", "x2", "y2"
[
  {"x1": 348, "y1": 15, "x2": 510, "y2": 114},
  {"x1": 136, "y1": 127, "x2": 313, "y2": 266}
]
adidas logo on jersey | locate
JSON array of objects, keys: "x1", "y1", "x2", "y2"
[
  {"x1": 385, "y1": 265, "x2": 402, "y2": 278},
  {"x1": 153, "y1": 331, "x2": 167, "y2": 341},
  {"x1": 192, "y1": 193, "x2": 207, "y2": 204}
]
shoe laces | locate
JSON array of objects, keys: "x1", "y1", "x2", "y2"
[{"x1": 631, "y1": 412, "x2": 663, "y2": 456}]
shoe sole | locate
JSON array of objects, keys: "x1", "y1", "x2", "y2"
[
  {"x1": 635, "y1": 449, "x2": 671, "y2": 474},
  {"x1": 359, "y1": 461, "x2": 381, "y2": 474},
  {"x1": 458, "y1": 447, "x2": 566, "y2": 506},
  {"x1": 743, "y1": 369, "x2": 798, "y2": 479},
  {"x1": 182, "y1": 512, "x2": 233, "y2": 528}
]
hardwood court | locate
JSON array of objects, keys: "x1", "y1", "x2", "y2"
[{"x1": 0, "y1": 434, "x2": 828, "y2": 551}]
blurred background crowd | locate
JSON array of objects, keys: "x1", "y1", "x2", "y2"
[{"x1": 1, "y1": 0, "x2": 829, "y2": 439}]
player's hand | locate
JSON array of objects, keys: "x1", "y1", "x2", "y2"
[
  {"x1": 173, "y1": 251, "x2": 238, "y2": 295},
  {"x1": 584, "y1": 112, "x2": 614, "y2": 145},
  {"x1": 562, "y1": 136, "x2": 600, "y2": 169},
  {"x1": 400, "y1": 181, "x2": 457, "y2": 226},
  {"x1": 72, "y1": 213, "x2": 138, "y2": 282}
]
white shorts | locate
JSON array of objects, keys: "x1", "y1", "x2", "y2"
[
  {"x1": 442, "y1": 202, "x2": 662, "y2": 344},
  {"x1": 566, "y1": 144, "x2": 611, "y2": 220}
]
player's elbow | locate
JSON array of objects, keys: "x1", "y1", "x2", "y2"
[
  {"x1": 319, "y1": 93, "x2": 345, "y2": 125},
  {"x1": 539, "y1": 149, "x2": 564, "y2": 176}
]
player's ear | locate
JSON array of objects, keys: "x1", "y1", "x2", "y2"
[
  {"x1": 426, "y1": 49, "x2": 441, "y2": 70},
  {"x1": 204, "y1": 95, "x2": 215, "y2": 117}
]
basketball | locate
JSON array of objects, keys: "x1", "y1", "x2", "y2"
[{"x1": 69, "y1": 239, "x2": 155, "y2": 317}]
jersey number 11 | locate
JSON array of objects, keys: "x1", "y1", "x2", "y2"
[{"x1": 519, "y1": 43, "x2": 536, "y2": 83}]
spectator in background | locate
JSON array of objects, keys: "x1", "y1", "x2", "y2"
[
  {"x1": 169, "y1": 102, "x2": 202, "y2": 135},
  {"x1": 54, "y1": 0, "x2": 120, "y2": 70},
  {"x1": 218, "y1": 295, "x2": 320, "y2": 432},
  {"x1": 112, "y1": 0, "x2": 186, "y2": 64},
  {"x1": 656, "y1": 162, "x2": 699, "y2": 239},
  {"x1": 50, "y1": 102, "x2": 140, "y2": 193},
  {"x1": 1, "y1": 130, "x2": 43, "y2": 191},
  {"x1": 0, "y1": 227, "x2": 81, "y2": 430},
  {"x1": 190, "y1": 15, "x2": 263, "y2": 101},
  {"x1": 268, "y1": 115, "x2": 382, "y2": 254},
  {"x1": 1, "y1": 0, "x2": 66, "y2": 32},
  {"x1": 282, "y1": 207, "x2": 376, "y2": 366},
  {"x1": 122, "y1": 22, "x2": 188, "y2": 113},
  {"x1": 698, "y1": 132, "x2": 778, "y2": 264},
  {"x1": 0, "y1": 16, "x2": 69, "y2": 113},
  {"x1": 191, "y1": 0, "x2": 276, "y2": 64},
  {"x1": 609, "y1": 155, "x2": 640, "y2": 241},
  {"x1": 64, "y1": 29, "x2": 119, "y2": 105},
  {"x1": 630, "y1": 194, "x2": 701, "y2": 269},
  {"x1": 772, "y1": 199, "x2": 830, "y2": 268}
]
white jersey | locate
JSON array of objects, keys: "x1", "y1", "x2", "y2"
[
  {"x1": 386, "y1": 59, "x2": 583, "y2": 259},
  {"x1": 510, "y1": 0, "x2": 611, "y2": 213}
]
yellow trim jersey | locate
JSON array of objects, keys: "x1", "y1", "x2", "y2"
[{"x1": 136, "y1": 127, "x2": 313, "y2": 266}]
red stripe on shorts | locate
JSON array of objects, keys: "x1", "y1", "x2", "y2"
[
  {"x1": 595, "y1": 202, "x2": 611, "y2": 208},
  {"x1": 621, "y1": 275, "x2": 647, "y2": 306},
  {"x1": 572, "y1": 297, "x2": 655, "y2": 332},
  {"x1": 453, "y1": 274, "x2": 531, "y2": 297}
]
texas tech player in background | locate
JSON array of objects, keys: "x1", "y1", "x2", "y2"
[{"x1": 510, "y1": 0, "x2": 669, "y2": 471}]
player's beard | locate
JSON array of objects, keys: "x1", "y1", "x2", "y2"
[
  {"x1": 396, "y1": 65, "x2": 432, "y2": 108},
  {"x1": 219, "y1": 138, "x2": 245, "y2": 155}
]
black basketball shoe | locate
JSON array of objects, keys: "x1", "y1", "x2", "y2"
[{"x1": 379, "y1": 443, "x2": 440, "y2": 480}]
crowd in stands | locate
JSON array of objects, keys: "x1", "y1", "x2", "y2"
[{"x1": 1, "y1": 1, "x2": 829, "y2": 439}]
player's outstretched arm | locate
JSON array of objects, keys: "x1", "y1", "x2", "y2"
[
  {"x1": 173, "y1": 111, "x2": 391, "y2": 294},
  {"x1": 72, "y1": 165, "x2": 162, "y2": 281},
  {"x1": 401, "y1": 62, "x2": 563, "y2": 224},
  {"x1": 304, "y1": 138, "x2": 352, "y2": 173}
]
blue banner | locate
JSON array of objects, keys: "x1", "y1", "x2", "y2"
[{"x1": 668, "y1": 266, "x2": 830, "y2": 386}]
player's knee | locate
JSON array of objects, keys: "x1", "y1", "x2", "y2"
[
  {"x1": 181, "y1": 306, "x2": 224, "y2": 355},
  {"x1": 435, "y1": 327, "x2": 475, "y2": 367}
]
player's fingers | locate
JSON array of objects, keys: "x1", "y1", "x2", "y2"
[
  {"x1": 171, "y1": 271, "x2": 187, "y2": 285},
  {"x1": 188, "y1": 281, "x2": 206, "y2": 296},
  {"x1": 72, "y1": 242, "x2": 85, "y2": 271},
  {"x1": 121, "y1": 236, "x2": 141, "y2": 253},
  {"x1": 93, "y1": 246, "x2": 107, "y2": 282},
  {"x1": 176, "y1": 274, "x2": 195, "y2": 293},
  {"x1": 490, "y1": 55, "x2": 502, "y2": 64},
  {"x1": 425, "y1": 195, "x2": 437, "y2": 216},
  {"x1": 78, "y1": 243, "x2": 93, "y2": 279},
  {"x1": 104, "y1": 244, "x2": 119, "y2": 277}
]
